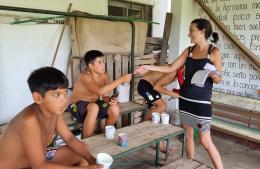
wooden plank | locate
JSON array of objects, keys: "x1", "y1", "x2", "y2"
[
  {"x1": 82, "y1": 121, "x2": 165, "y2": 149},
  {"x1": 133, "y1": 117, "x2": 143, "y2": 124},
  {"x1": 119, "y1": 102, "x2": 147, "y2": 114},
  {"x1": 106, "y1": 55, "x2": 114, "y2": 82},
  {"x1": 212, "y1": 92, "x2": 260, "y2": 112},
  {"x1": 133, "y1": 111, "x2": 143, "y2": 118},
  {"x1": 211, "y1": 120, "x2": 260, "y2": 144},
  {"x1": 114, "y1": 54, "x2": 122, "y2": 79},
  {"x1": 213, "y1": 111, "x2": 260, "y2": 127},
  {"x1": 71, "y1": 58, "x2": 81, "y2": 85},
  {"x1": 135, "y1": 59, "x2": 157, "y2": 65},
  {"x1": 146, "y1": 37, "x2": 162, "y2": 45},
  {"x1": 212, "y1": 103, "x2": 260, "y2": 119},
  {"x1": 122, "y1": 55, "x2": 129, "y2": 74},
  {"x1": 158, "y1": 13, "x2": 173, "y2": 65},
  {"x1": 86, "y1": 122, "x2": 184, "y2": 157},
  {"x1": 68, "y1": 17, "x2": 80, "y2": 57}
]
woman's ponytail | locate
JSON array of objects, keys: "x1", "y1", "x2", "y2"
[{"x1": 211, "y1": 32, "x2": 219, "y2": 44}]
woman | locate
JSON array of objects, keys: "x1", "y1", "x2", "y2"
[{"x1": 135, "y1": 19, "x2": 223, "y2": 169}]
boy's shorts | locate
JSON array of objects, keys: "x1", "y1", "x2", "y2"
[
  {"x1": 23, "y1": 148, "x2": 58, "y2": 168},
  {"x1": 45, "y1": 147, "x2": 58, "y2": 161},
  {"x1": 66, "y1": 100, "x2": 109, "y2": 123},
  {"x1": 137, "y1": 79, "x2": 161, "y2": 108}
]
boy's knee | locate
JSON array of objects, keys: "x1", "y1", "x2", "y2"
[
  {"x1": 109, "y1": 104, "x2": 120, "y2": 117},
  {"x1": 154, "y1": 99, "x2": 167, "y2": 112},
  {"x1": 87, "y1": 103, "x2": 99, "y2": 112}
]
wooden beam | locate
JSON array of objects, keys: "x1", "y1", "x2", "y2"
[
  {"x1": 146, "y1": 37, "x2": 162, "y2": 45},
  {"x1": 195, "y1": 0, "x2": 260, "y2": 72},
  {"x1": 158, "y1": 13, "x2": 173, "y2": 65},
  {"x1": 51, "y1": 3, "x2": 72, "y2": 66}
]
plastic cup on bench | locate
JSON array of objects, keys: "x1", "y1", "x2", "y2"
[
  {"x1": 118, "y1": 133, "x2": 128, "y2": 147},
  {"x1": 152, "y1": 112, "x2": 160, "y2": 123},
  {"x1": 105, "y1": 125, "x2": 115, "y2": 139},
  {"x1": 161, "y1": 113, "x2": 170, "y2": 125},
  {"x1": 96, "y1": 153, "x2": 113, "y2": 169}
]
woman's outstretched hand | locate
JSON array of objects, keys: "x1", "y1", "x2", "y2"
[{"x1": 134, "y1": 65, "x2": 150, "y2": 74}]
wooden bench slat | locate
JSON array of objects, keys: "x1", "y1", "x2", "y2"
[
  {"x1": 122, "y1": 55, "x2": 129, "y2": 74},
  {"x1": 213, "y1": 111, "x2": 260, "y2": 127},
  {"x1": 106, "y1": 55, "x2": 114, "y2": 82},
  {"x1": 213, "y1": 103, "x2": 260, "y2": 119},
  {"x1": 114, "y1": 54, "x2": 122, "y2": 79},
  {"x1": 82, "y1": 121, "x2": 166, "y2": 149},
  {"x1": 119, "y1": 101, "x2": 146, "y2": 113},
  {"x1": 84, "y1": 122, "x2": 184, "y2": 157},
  {"x1": 211, "y1": 119, "x2": 260, "y2": 144}
]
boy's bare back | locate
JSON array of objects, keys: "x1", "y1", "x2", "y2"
[{"x1": 142, "y1": 71, "x2": 165, "y2": 85}]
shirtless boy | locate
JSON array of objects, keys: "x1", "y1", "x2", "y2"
[
  {"x1": 137, "y1": 71, "x2": 179, "y2": 120},
  {"x1": 0, "y1": 67, "x2": 102, "y2": 169},
  {"x1": 137, "y1": 70, "x2": 179, "y2": 152},
  {"x1": 68, "y1": 50, "x2": 132, "y2": 138}
]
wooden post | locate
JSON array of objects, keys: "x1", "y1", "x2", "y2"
[
  {"x1": 51, "y1": 3, "x2": 72, "y2": 66},
  {"x1": 158, "y1": 13, "x2": 173, "y2": 65}
]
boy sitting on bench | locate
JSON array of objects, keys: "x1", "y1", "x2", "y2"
[
  {"x1": 67, "y1": 50, "x2": 132, "y2": 138},
  {"x1": 137, "y1": 70, "x2": 180, "y2": 152},
  {"x1": 0, "y1": 67, "x2": 102, "y2": 169}
]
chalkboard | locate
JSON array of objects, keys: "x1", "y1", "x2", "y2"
[{"x1": 195, "y1": 0, "x2": 260, "y2": 99}]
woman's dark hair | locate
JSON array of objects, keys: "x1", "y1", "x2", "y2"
[
  {"x1": 191, "y1": 18, "x2": 219, "y2": 44},
  {"x1": 84, "y1": 50, "x2": 104, "y2": 68},
  {"x1": 27, "y1": 67, "x2": 68, "y2": 96}
]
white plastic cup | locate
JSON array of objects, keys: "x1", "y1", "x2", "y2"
[
  {"x1": 117, "y1": 83, "x2": 130, "y2": 103},
  {"x1": 96, "y1": 153, "x2": 113, "y2": 169},
  {"x1": 161, "y1": 113, "x2": 170, "y2": 125},
  {"x1": 152, "y1": 112, "x2": 160, "y2": 123},
  {"x1": 105, "y1": 126, "x2": 115, "y2": 139}
]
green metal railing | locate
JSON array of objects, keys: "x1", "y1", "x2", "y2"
[{"x1": 0, "y1": 5, "x2": 160, "y2": 100}]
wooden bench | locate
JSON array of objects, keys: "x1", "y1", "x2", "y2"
[
  {"x1": 81, "y1": 121, "x2": 185, "y2": 166},
  {"x1": 211, "y1": 102, "x2": 260, "y2": 144}
]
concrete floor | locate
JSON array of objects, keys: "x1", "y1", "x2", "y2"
[{"x1": 111, "y1": 131, "x2": 260, "y2": 169}]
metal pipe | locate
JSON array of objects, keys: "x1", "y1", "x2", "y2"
[
  {"x1": 0, "y1": 5, "x2": 143, "y2": 101},
  {"x1": 0, "y1": 5, "x2": 159, "y2": 24}
]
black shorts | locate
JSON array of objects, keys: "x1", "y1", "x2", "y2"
[
  {"x1": 66, "y1": 100, "x2": 109, "y2": 123},
  {"x1": 137, "y1": 79, "x2": 161, "y2": 108}
]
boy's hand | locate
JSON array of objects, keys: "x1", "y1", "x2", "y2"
[
  {"x1": 87, "y1": 156, "x2": 97, "y2": 165},
  {"x1": 171, "y1": 91, "x2": 180, "y2": 98},
  {"x1": 109, "y1": 97, "x2": 118, "y2": 105},
  {"x1": 103, "y1": 96, "x2": 110, "y2": 103},
  {"x1": 120, "y1": 74, "x2": 132, "y2": 83},
  {"x1": 87, "y1": 164, "x2": 104, "y2": 169}
]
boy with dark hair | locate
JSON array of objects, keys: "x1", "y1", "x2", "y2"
[
  {"x1": 0, "y1": 67, "x2": 102, "y2": 169},
  {"x1": 68, "y1": 50, "x2": 132, "y2": 138}
]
